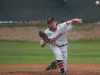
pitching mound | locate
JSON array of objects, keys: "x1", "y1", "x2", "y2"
[
  {"x1": 0, "y1": 64, "x2": 100, "y2": 75},
  {"x1": 0, "y1": 70, "x2": 100, "y2": 75}
]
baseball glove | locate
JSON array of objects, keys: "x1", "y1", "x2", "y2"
[{"x1": 39, "y1": 31, "x2": 50, "y2": 42}]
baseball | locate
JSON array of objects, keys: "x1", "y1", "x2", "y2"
[{"x1": 95, "y1": 1, "x2": 99, "y2": 5}]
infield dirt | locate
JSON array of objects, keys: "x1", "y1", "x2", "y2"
[
  {"x1": 0, "y1": 26, "x2": 100, "y2": 42},
  {"x1": 0, "y1": 64, "x2": 100, "y2": 75}
]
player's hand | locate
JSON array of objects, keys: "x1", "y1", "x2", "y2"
[
  {"x1": 71, "y1": 18, "x2": 83, "y2": 24},
  {"x1": 77, "y1": 19, "x2": 83, "y2": 23}
]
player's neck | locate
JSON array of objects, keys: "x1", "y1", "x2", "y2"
[{"x1": 51, "y1": 27, "x2": 57, "y2": 32}]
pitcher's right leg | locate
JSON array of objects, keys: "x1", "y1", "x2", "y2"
[{"x1": 57, "y1": 60, "x2": 66, "y2": 75}]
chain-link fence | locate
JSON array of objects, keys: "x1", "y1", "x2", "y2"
[{"x1": 0, "y1": 0, "x2": 100, "y2": 22}]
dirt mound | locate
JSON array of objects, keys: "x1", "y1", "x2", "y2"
[
  {"x1": 0, "y1": 27, "x2": 44, "y2": 42},
  {"x1": 67, "y1": 26, "x2": 100, "y2": 40},
  {"x1": 0, "y1": 26, "x2": 100, "y2": 42},
  {"x1": 0, "y1": 64, "x2": 100, "y2": 75},
  {"x1": 0, "y1": 71, "x2": 100, "y2": 75}
]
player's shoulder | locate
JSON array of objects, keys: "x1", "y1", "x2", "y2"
[
  {"x1": 58, "y1": 21, "x2": 71, "y2": 26},
  {"x1": 44, "y1": 28, "x2": 53, "y2": 36},
  {"x1": 57, "y1": 22, "x2": 66, "y2": 27},
  {"x1": 44, "y1": 28, "x2": 52, "y2": 35}
]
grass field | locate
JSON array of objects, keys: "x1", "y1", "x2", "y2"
[
  {"x1": 0, "y1": 39, "x2": 100, "y2": 64},
  {"x1": 0, "y1": 23, "x2": 99, "y2": 31}
]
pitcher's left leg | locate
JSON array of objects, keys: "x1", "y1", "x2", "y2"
[
  {"x1": 62, "y1": 52, "x2": 67, "y2": 71},
  {"x1": 61, "y1": 46, "x2": 67, "y2": 71}
]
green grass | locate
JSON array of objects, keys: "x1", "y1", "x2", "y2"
[
  {"x1": 0, "y1": 23, "x2": 47, "y2": 28},
  {"x1": 0, "y1": 39, "x2": 100, "y2": 64},
  {"x1": 72, "y1": 23, "x2": 100, "y2": 31},
  {"x1": 0, "y1": 41, "x2": 55, "y2": 64},
  {"x1": 68, "y1": 38, "x2": 100, "y2": 63},
  {"x1": 0, "y1": 23, "x2": 99, "y2": 31}
]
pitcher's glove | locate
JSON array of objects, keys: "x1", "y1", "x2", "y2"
[{"x1": 39, "y1": 31, "x2": 50, "y2": 42}]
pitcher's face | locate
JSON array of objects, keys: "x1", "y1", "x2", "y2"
[{"x1": 48, "y1": 21, "x2": 57, "y2": 30}]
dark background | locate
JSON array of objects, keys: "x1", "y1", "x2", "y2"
[{"x1": 0, "y1": 0, "x2": 100, "y2": 22}]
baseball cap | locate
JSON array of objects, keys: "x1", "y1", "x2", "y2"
[{"x1": 47, "y1": 18, "x2": 56, "y2": 24}]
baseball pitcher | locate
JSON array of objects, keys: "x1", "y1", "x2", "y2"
[{"x1": 39, "y1": 18, "x2": 83, "y2": 75}]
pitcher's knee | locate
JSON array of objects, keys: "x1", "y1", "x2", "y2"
[{"x1": 56, "y1": 53, "x2": 63, "y2": 60}]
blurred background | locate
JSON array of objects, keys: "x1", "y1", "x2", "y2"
[
  {"x1": 0, "y1": 0, "x2": 100, "y2": 42},
  {"x1": 0, "y1": 0, "x2": 100, "y2": 22}
]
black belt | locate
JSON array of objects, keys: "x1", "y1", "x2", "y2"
[{"x1": 58, "y1": 44, "x2": 67, "y2": 47}]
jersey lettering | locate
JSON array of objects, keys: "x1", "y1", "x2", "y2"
[{"x1": 50, "y1": 33, "x2": 62, "y2": 43}]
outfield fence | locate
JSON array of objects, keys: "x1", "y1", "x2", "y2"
[{"x1": 0, "y1": 0, "x2": 100, "y2": 22}]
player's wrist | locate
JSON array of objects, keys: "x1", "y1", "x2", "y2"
[{"x1": 71, "y1": 18, "x2": 83, "y2": 24}]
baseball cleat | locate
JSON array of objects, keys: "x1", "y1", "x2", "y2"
[
  {"x1": 62, "y1": 73, "x2": 67, "y2": 75},
  {"x1": 46, "y1": 64, "x2": 52, "y2": 71},
  {"x1": 46, "y1": 61, "x2": 57, "y2": 71}
]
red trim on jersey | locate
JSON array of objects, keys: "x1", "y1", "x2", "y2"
[
  {"x1": 50, "y1": 33, "x2": 62, "y2": 44},
  {"x1": 66, "y1": 22, "x2": 70, "y2": 25}
]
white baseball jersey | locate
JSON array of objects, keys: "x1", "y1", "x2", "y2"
[
  {"x1": 41, "y1": 21, "x2": 73, "y2": 71},
  {"x1": 41, "y1": 21, "x2": 73, "y2": 46}
]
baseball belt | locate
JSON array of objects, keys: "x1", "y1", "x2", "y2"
[{"x1": 58, "y1": 44, "x2": 67, "y2": 47}]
